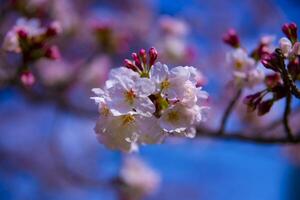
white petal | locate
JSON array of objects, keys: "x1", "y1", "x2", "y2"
[{"x1": 279, "y1": 37, "x2": 292, "y2": 57}]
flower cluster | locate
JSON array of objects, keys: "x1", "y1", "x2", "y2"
[
  {"x1": 223, "y1": 29, "x2": 271, "y2": 88},
  {"x1": 2, "y1": 18, "x2": 61, "y2": 86},
  {"x1": 91, "y1": 47, "x2": 209, "y2": 152},
  {"x1": 244, "y1": 22, "x2": 300, "y2": 115}
]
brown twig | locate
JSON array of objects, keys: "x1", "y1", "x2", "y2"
[
  {"x1": 197, "y1": 127, "x2": 300, "y2": 144},
  {"x1": 283, "y1": 91, "x2": 294, "y2": 140},
  {"x1": 218, "y1": 88, "x2": 242, "y2": 135}
]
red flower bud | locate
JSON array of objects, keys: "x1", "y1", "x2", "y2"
[
  {"x1": 131, "y1": 52, "x2": 142, "y2": 70},
  {"x1": 149, "y1": 47, "x2": 158, "y2": 67},
  {"x1": 17, "y1": 29, "x2": 28, "y2": 39},
  {"x1": 124, "y1": 59, "x2": 137, "y2": 71},
  {"x1": 282, "y1": 22, "x2": 298, "y2": 43},
  {"x1": 46, "y1": 21, "x2": 61, "y2": 37},
  {"x1": 139, "y1": 48, "x2": 147, "y2": 65},
  {"x1": 222, "y1": 29, "x2": 240, "y2": 48},
  {"x1": 264, "y1": 73, "x2": 282, "y2": 88},
  {"x1": 258, "y1": 100, "x2": 273, "y2": 116}
]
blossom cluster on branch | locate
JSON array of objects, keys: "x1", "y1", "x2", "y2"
[
  {"x1": 3, "y1": 18, "x2": 61, "y2": 86},
  {"x1": 91, "y1": 48, "x2": 209, "y2": 152}
]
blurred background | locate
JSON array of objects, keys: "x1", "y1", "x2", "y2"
[{"x1": 1, "y1": 0, "x2": 300, "y2": 199}]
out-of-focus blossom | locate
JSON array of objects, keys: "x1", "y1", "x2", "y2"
[
  {"x1": 226, "y1": 48, "x2": 264, "y2": 88},
  {"x1": 51, "y1": 0, "x2": 79, "y2": 32},
  {"x1": 81, "y1": 56, "x2": 110, "y2": 87},
  {"x1": 155, "y1": 16, "x2": 195, "y2": 64},
  {"x1": 279, "y1": 37, "x2": 300, "y2": 58},
  {"x1": 120, "y1": 156, "x2": 160, "y2": 196},
  {"x1": 223, "y1": 29, "x2": 240, "y2": 48},
  {"x1": 91, "y1": 48, "x2": 209, "y2": 152},
  {"x1": 3, "y1": 18, "x2": 45, "y2": 53},
  {"x1": 159, "y1": 16, "x2": 189, "y2": 37},
  {"x1": 20, "y1": 71, "x2": 35, "y2": 86},
  {"x1": 36, "y1": 60, "x2": 73, "y2": 87}
]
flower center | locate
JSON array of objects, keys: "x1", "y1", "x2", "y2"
[
  {"x1": 167, "y1": 111, "x2": 180, "y2": 123},
  {"x1": 234, "y1": 60, "x2": 244, "y2": 69},
  {"x1": 161, "y1": 79, "x2": 170, "y2": 90},
  {"x1": 121, "y1": 115, "x2": 135, "y2": 126},
  {"x1": 100, "y1": 105, "x2": 110, "y2": 117},
  {"x1": 124, "y1": 89, "x2": 136, "y2": 105}
]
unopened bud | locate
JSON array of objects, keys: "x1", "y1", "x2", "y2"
[
  {"x1": 20, "y1": 71, "x2": 35, "y2": 86},
  {"x1": 261, "y1": 52, "x2": 281, "y2": 72},
  {"x1": 222, "y1": 29, "x2": 240, "y2": 48},
  {"x1": 131, "y1": 52, "x2": 142, "y2": 70},
  {"x1": 139, "y1": 49, "x2": 147, "y2": 65},
  {"x1": 124, "y1": 59, "x2": 137, "y2": 71},
  {"x1": 265, "y1": 73, "x2": 281, "y2": 88},
  {"x1": 149, "y1": 47, "x2": 158, "y2": 67},
  {"x1": 45, "y1": 45, "x2": 60, "y2": 60},
  {"x1": 258, "y1": 100, "x2": 273, "y2": 116},
  {"x1": 17, "y1": 29, "x2": 28, "y2": 39},
  {"x1": 282, "y1": 22, "x2": 298, "y2": 44},
  {"x1": 46, "y1": 21, "x2": 62, "y2": 37}
]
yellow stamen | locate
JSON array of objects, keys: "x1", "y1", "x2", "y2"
[
  {"x1": 161, "y1": 79, "x2": 170, "y2": 90},
  {"x1": 167, "y1": 111, "x2": 179, "y2": 123},
  {"x1": 124, "y1": 89, "x2": 136, "y2": 105},
  {"x1": 235, "y1": 60, "x2": 244, "y2": 69},
  {"x1": 121, "y1": 115, "x2": 135, "y2": 126},
  {"x1": 100, "y1": 106, "x2": 110, "y2": 117}
]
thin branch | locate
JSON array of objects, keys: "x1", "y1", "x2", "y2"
[
  {"x1": 218, "y1": 88, "x2": 242, "y2": 135},
  {"x1": 283, "y1": 90, "x2": 294, "y2": 140},
  {"x1": 196, "y1": 127, "x2": 300, "y2": 144}
]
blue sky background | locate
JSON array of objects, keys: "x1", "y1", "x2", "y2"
[{"x1": 1, "y1": 0, "x2": 300, "y2": 199}]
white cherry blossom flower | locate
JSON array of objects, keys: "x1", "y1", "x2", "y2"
[
  {"x1": 226, "y1": 48, "x2": 256, "y2": 71},
  {"x1": 103, "y1": 68, "x2": 155, "y2": 116},
  {"x1": 159, "y1": 103, "x2": 197, "y2": 133},
  {"x1": 279, "y1": 37, "x2": 300, "y2": 57},
  {"x1": 93, "y1": 101, "x2": 165, "y2": 152},
  {"x1": 227, "y1": 48, "x2": 264, "y2": 88},
  {"x1": 279, "y1": 37, "x2": 292, "y2": 57}
]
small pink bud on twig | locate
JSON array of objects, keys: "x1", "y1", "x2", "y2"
[
  {"x1": 45, "y1": 45, "x2": 61, "y2": 60},
  {"x1": 149, "y1": 47, "x2": 158, "y2": 67},
  {"x1": 124, "y1": 59, "x2": 137, "y2": 71},
  {"x1": 17, "y1": 29, "x2": 28, "y2": 39},
  {"x1": 139, "y1": 48, "x2": 147, "y2": 65},
  {"x1": 222, "y1": 29, "x2": 240, "y2": 48},
  {"x1": 46, "y1": 21, "x2": 62, "y2": 37},
  {"x1": 282, "y1": 22, "x2": 298, "y2": 44},
  {"x1": 20, "y1": 71, "x2": 35, "y2": 86}
]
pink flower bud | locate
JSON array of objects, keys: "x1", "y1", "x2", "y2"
[
  {"x1": 46, "y1": 21, "x2": 62, "y2": 37},
  {"x1": 261, "y1": 53, "x2": 280, "y2": 72},
  {"x1": 139, "y1": 49, "x2": 147, "y2": 65},
  {"x1": 131, "y1": 52, "x2": 142, "y2": 70},
  {"x1": 124, "y1": 59, "x2": 137, "y2": 71},
  {"x1": 20, "y1": 71, "x2": 35, "y2": 86},
  {"x1": 265, "y1": 73, "x2": 281, "y2": 88},
  {"x1": 282, "y1": 23, "x2": 290, "y2": 36},
  {"x1": 282, "y1": 22, "x2": 298, "y2": 43},
  {"x1": 222, "y1": 29, "x2": 240, "y2": 48},
  {"x1": 17, "y1": 29, "x2": 28, "y2": 39},
  {"x1": 149, "y1": 47, "x2": 158, "y2": 67},
  {"x1": 45, "y1": 46, "x2": 60, "y2": 60}
]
